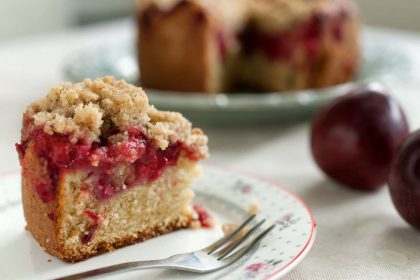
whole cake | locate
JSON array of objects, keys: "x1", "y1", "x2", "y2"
[
  {"x1": 16, "y1": 76, "x2": 208, "y2": 262},
  {"x1": 137, "y1": 0, "x2": 360, "y2": 93}
]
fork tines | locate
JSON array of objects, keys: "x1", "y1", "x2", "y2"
[{"x1": 204, "y1": 215, "x2": 275, "y2": 263}]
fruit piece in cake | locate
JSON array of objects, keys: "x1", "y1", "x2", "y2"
[
  {"x1": 191, "y1": 204, "x2": 215, "y2": 228},
  {"x1": 16, "y1": 76, "x2": 208, "y2": 263}
]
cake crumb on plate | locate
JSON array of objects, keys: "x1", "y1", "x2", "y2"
[{"x1": 248, "y1": 201, "x2": 261, "y2": 215}]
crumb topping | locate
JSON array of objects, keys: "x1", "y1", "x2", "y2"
[{"x1": 23, "y1": 76, "x2": 208, "y2": 154}]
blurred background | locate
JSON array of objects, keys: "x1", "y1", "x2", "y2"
[{"x1": 0, "y1": 0, "x2": 420, "y2": 41}]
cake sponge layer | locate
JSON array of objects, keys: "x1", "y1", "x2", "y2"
[{"x1": 23, "y1": 143, "x2": 198, "y2": 263}]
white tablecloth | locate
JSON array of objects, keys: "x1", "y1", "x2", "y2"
[{"x1": 1, "y1": 19, "x2": 420, "y2": 279}]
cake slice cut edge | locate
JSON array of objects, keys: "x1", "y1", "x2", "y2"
[{"x1": 16, "y1": 76, "x2": 208, "y2": 263}]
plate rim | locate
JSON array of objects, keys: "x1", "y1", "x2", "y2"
[
  {"x1": 0, "y1": 166, "x2": 316, "y2": 279},
  {"x1": 202, "y1": 164, "x2": 316, "y2": 279},
  {"x1": 143, "y1": 83, "x2": 356, "y2": 111}
]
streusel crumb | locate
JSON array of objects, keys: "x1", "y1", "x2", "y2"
[
  {"x1": 248, "y1": 201, "x2": 261, "y2": 215},
  {"x1": 23, "y1": 76, "x2": 208, "y2": 155}
]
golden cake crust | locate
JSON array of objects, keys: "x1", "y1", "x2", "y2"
[{"x1": 138, "y1": 0, "x2": 218, "y2": 92}]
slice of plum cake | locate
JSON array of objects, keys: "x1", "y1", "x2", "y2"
[{"x1": 16, "y1": 76, "x2": 208, "y2": 262}]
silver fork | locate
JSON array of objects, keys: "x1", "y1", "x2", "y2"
[{"x1": 54, "y1": 215, "x2": 275, "y2": 280}]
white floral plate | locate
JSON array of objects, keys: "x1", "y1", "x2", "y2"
[{"x1": 0, "y1": 166, "x2": 316, "y2": 280}]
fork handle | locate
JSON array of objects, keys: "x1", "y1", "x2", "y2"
[{"x1": 53, "y1": 255, "x2": 180, "y2": 280}]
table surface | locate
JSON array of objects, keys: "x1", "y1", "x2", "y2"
[{"x1": 1, "y1": 19, "x2": 420, "y2": 280}]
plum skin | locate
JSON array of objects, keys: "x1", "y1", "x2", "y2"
[
  {"x1": 311, "y1": 84, "x2": 409, "y2": 191},
  {"x1": 388, "y1": 131, "x2": 420, "y2": 229}
]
